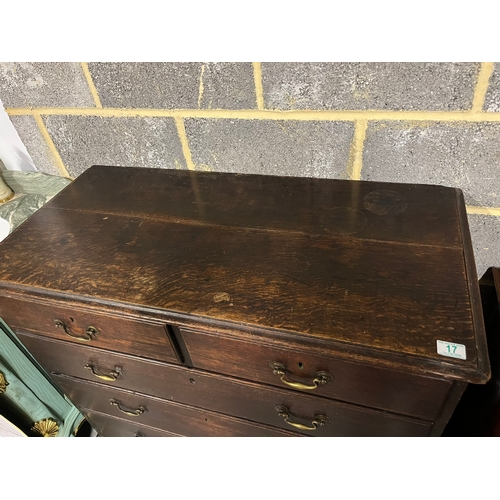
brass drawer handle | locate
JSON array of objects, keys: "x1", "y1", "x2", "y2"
[
  {"x1": 110, "y1": 399, "x2": 146, "y2": 417},
  {"x1": 275, "y1": 405, "x2": 329, "y2": 431},
  {"x1": 54, "y1": 320, "x2": 98, "y2": 342},
  {"x1": 270, "y1": 362, "x2": 333, "y2": 390},
  {"x1": 84, "y1": 363, "x2": 121, "y2": 382}
]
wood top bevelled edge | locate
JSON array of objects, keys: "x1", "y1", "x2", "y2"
[
  {"x1": 0, "y1": 282, "x2": 490, "y2": 385},
  {"x1": 455, "y1": 188, "x2": 491, "y2": 383},
  {"x1": 41, "y1": 165, "x2": 466, "y2": 253},
  {"x1": 81, "y1": 164, "x2": 460, "y2": 189}
]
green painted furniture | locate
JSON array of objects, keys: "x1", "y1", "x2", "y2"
[{"x1": 0, "y1": 318, "x2": 86, "y2": 436}]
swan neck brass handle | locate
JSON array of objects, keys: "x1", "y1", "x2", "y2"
[
  {"x1": 54, "y1": 320, "x2": 98, "y2": 342},
  {"x1": 85, "y1": 363, "x2": 120, "y2": 382},
  {"x1": 110, "y1": 399, "x2": 146, "y2": 417},
  {"x1": 275, "y1": 405, "x2": 329, "y2": 431},
  {"x1": 270, "y1": 362, "x2": 333, "y2": 390}
]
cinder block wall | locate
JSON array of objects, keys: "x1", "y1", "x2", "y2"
[{"x1": 1, "y1": 62, "x2": 499, "y2": 275}]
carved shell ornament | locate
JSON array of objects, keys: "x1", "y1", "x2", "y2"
[
  {"x1": 0, "y1": 371, "x2": 8, "y2": 394},
  {"x1": 32, "y1": 418, "x2": 59, "y2": 437}
]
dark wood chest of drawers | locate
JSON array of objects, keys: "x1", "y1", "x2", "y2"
[{"x1": 0, "y1": 166, "x2": 490, "y2": 436}]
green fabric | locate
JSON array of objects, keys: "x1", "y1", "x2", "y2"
[
  {"x1": 0, "y1": 319, "x2": 85, "y2": 437},
  {"x1": 0, "y1": 171, "x2": 71, "y2": 232}
]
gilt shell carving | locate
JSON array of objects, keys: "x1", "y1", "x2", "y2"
[
  {"x1": 0, "y1": 371, "x2": 8, "y2": 394},
  {"x1": 32, "y1": 418, "x2": 59, "y2": 437}
]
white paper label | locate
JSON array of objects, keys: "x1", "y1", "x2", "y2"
[{"x1": 436, "y1": 340, "x2": 466, "y2": 360}]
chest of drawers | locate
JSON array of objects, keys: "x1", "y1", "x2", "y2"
[{"x1": 0, "y1": 166, "x2": 490, "y2": 436}]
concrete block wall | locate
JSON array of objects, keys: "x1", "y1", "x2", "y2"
[{"x1": 1, "y1": 62, "x2": 499, "y2": 275}]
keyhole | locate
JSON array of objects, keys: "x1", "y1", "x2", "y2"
[
  {"x1": 298, "y1": 362, "x2": 304, "y2": 369},
  {"x1": 189, "y1": 378, "x2": 195, "y2": 384},
  {"x1": 70, "y1": 317, "x2": 75, "y2": 323}
]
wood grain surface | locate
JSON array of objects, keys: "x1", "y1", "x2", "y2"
[{"x1": 0, "y1": 166, "x2": 489, "y2": 382}]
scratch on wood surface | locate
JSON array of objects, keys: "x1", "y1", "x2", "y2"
[
  {"x1": 279, "y1": 273, "x2": 312, "y2": 287},
  {"x1": 213, "y1": 292, "x2": 231, "y2": 303}
]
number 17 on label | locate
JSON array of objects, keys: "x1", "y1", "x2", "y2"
[{"x1": 437, "y1": 340, "x2": 466, "y2": 360}]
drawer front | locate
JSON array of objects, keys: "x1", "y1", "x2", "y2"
[
  {"x1": 53, "y1": 374, "x2": 300, "y2": 437},
  {"x1": 84, "y1": 410, "x2": 180, "y2": 437},
  {"x1": 0, "y1": 295, "x2": 178, "y2": 363},
  {"x1": 16, "y1": 333, "x2": 432, "y2": 436},
  {"x1": 181, "y1": 327, "x2": 451, "y2": 420}
]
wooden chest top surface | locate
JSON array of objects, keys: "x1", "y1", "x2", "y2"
[{"x1": 0, "y1": 166, "x2": 489, "y2": 382}]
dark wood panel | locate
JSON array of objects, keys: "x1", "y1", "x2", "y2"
[
  {"x1": 45, "y1": 166, "x2": 463, "y2": 247},
  {"x1": 430, "y1": 381, "x2": 467, "y2": 436},
  {"x1": 455, "y1": 192, "x2": 491, "y2": 382},
  {"x1": 0, "y1": 295, "x2": 178, "y2": 363},
  {"x1": 84, "y1": 410, "x2": 181, "y2": 437},
  {"x1": 53, "y1": 375, "x2": 300, "y2": 437}
]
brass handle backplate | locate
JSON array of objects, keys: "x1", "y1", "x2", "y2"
[
  {"x1": 275, "y1": 405, "x2": 329, "y2": 431},
  {"x1": 269, "y1": 362, "x2": 333, "y2": 390},
  {"x1": 54, "y1": 320, "x2": 98, "y2": 342},
  {"x1": 85, "y1": 363, "x2": 121, "y2": 381},
  {"x1": 110, "y1": 399, "x2": 146, "y2": 417}
]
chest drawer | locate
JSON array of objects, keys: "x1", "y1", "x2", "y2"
[
  {"x1": 55, "y1": 371, "x2": 431, "y2": 437},
  {"x1": 53, "y1": 374, "x2": 300, "y2": 437},
  {"x1": 85, "y1": 410, "x2": 180, "y2": 437},
  {"x1": 0, "y1": 295, "x2": 179, "y2": 363},
  {"x1": 181, "y1": 327, "x2": 452, "y2": 420},
  {"x1": 17, "y1": 332, "x2": 433, "y2": 436}
]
